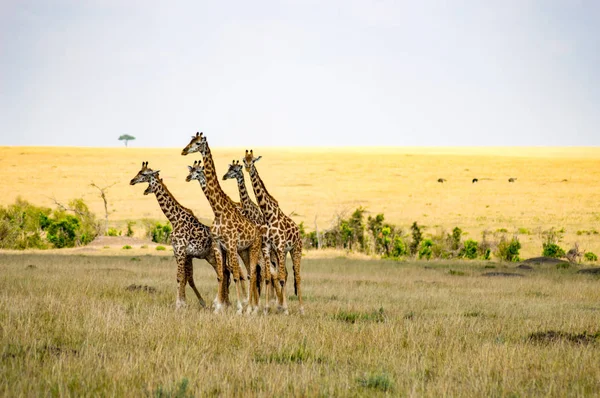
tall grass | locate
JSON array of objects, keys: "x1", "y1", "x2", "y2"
[{"x1": 1, "y1": 253, "x2": 600, "y2": 396}]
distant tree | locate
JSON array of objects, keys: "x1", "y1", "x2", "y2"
[{"x1": 118, "y1": 134, "x2": 136, "y2": 147}]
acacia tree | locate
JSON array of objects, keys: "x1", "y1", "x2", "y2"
[{"x1": 118, "y1": 134, "x2": 135, "y2": 147}]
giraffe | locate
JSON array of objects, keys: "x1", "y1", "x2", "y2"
[
  {"x1": 182, "y1": 133, "x2": 264, "y2": 314},
  {"x1": 223, "y1": 160, "x2": 282, "y2": 311},
  {"x1": 130, "y1": 161, "x2": 230, "y2": 310},
  {"x1": 243, "y1": 149, "x2": 304, "y2": 315}
]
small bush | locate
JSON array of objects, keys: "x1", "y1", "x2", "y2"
[
  {"x1": 156, "y1": 245, "x2": 166, "y2": 251},
  {"x1": 126, "y1": 221, "x2": 136, "y2": 237},
  {"x1": 140, "y1": 245, "x2": 148, "y2": 249},
  {"x1": 146, "y1": 221, "x2": 172, "y2": 244},
  {"x1": 450, "y1": 227, "x2": 462, "y2": 251},
  {"x1": 107, "y1": 228, "x2": 121, "y2": 236},
  {"x1": 495, "y1": 235, "x2": 521, "y2": 262},
  {"x1": 410, "y1": 222, "x2": 423, "y2": 256},
  {"x1": 390, "y1": 235, "x2": 408, "y2": 257},
  {"x1": 122, "y1": 245, "x2": 132, "y2": 250},
  {"x1": 418, "y1": 239, "x2": 433, "y2": 260},
  {"x1": 459, "y1": 239, "x2": 478, "y2": 259},
  {"x1": 543, "y1": 243, "x2": 565, "y2": 258},
  {"x1": 518, "y1": 227, "x2": 531, "y2": 235},
  {"x1": 584, "y1": 252, "x2": 598, "y2": 262}
]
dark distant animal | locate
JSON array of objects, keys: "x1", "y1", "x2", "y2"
[
  {"x1": 472, "y1": 178, "x2": 478, "y2": 184},
  {"x1": 437, "y1": 178, "x2": 447, "y2": 183},
  {"x1": 508, "y1": 178, "x2": 517, "y2": 183}
]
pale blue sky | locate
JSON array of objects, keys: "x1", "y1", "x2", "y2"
[{"x1": 1, "y1": 0, "x2": 599, "y2": 147}]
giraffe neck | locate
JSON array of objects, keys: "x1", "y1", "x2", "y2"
[
  {"x1": 248, "y1": 166, "x2": 279, "y2": 219},
  {"x1": 149, "y1": 178, "x2": 187, "y2": 228},
  {"x1": 235, "y1": 174, "x2": 252, "y2": 208},
  {"x1": 201, "y1": 144, "x2": 236, "y2": 216}
]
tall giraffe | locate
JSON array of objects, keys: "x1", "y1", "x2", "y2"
[
  {"x1": 243, "y1": 150, "x2": 304, "y2": 315},
  {"x1": 182, "y1": 133, "x2": 263, "y2": 314},
  {"x1": 223, "y1": 160, "x2": 282, "y2": 311},
  {"x1": 130, "y1": 161, "x2": 230, "y2": 309}
]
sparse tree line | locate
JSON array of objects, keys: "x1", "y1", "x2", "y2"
[
  {"x1": 0, "y1": 199, "x2": 597, "y2": 264},
  {"x1": 298, "y1": 206, "x2": 597, "y2": 263}
]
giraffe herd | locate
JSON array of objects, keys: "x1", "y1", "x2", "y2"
[{"x1": 130, "y1": 132, "x2": 303, "y2": 315}]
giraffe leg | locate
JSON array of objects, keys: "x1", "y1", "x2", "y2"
[
  {"x1": 212, "y1": 244, "x2": 229, "y2": 314},
  {"x1": 238, "y1": 250, "x2": 253, "y2": 313},
  {"x1": 279, "y1": 252, "x2": 289, "y2": 315},
  {"x1": 261, "y1": 240, "x2": 273, "y2": 314},
  {"x1": 174, "y1": 251, "x2": 187, "y2": 309},
  {"x1": 291, "y1": 245, "x2": 304, "y2": 315},
  {"x1": 248, "y1": 235, "x2": 263, "y2": 314},
  {"x1": 273, "y1": 247, "x2": 289, "y2": 315},
  {"x1": 226, "y1": 242, "x2": 245, "y2": 315},
  {"x1": 186, "y1": 256, "x2": 206, "y2": 308}
]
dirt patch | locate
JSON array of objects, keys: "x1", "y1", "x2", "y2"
[
  {"x1": 125, "y1": 284, "x2": 156, "y2": 293},
  {"x1": 482, "y1": 272, "x2": 524, "y2": 277},
  {"x1": 577, "y1": 268, "x2": 600, "y2": 275},
  {"x1": 527, "y1": 330, "x2": 600, "y2": 345},
  {"x1": 521, "y1": 257, "x2": 570, "y2": 266}
]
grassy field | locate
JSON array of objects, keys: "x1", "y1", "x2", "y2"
[
  {"x1": 1, "y1": 251, "x2": 600, "y2": 396},
  {"x1": 1, "y1": 146, "x2": 599, "y2": 258}
]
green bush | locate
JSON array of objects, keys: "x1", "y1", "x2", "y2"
[
  {"x1": 418, "y1": 239, "x2": 433, "y2": 260},
  {"x1": 0, "y1": 198, "x2": 51, "y2": 249},
  {"x1": 0, "y1": 197, "x2": 97, "y2": 250},
  {"x1": 542, "y1": 243, "x2": 565, "y2": 258},
  {"x1": 45, "y1": 215, "x2": 80, "y2": 248},
  {"x1": 390, "y1": 235, "x2": 407, "y2": 257},
  {"x1": 145, "y1": 221, "x2": 172, "y2": 244},
  {"x1": 156, "y1": 245, "x2": 166, "y2": 251},
  {"x1": 584, "y1": 252, "x2": 598, "y2": 262},
  {"x1": 495, "y1": 236, "x2": 521, "y2": 262},
  {"x1": 107, "y1": 228, "x2": 121, "y2": 236},
  {"x1": 410, "y1": 222, "x2": 423, "y2": 256},
  {"x1": 450, "y1": 227, "x2": 462, "y2": 251},
  {"x1": 122, "y1": 245, "x2": 132, "y2": 250},
  {"x1": 460, "y1": 239, "x2": 479, "y2": 259}
]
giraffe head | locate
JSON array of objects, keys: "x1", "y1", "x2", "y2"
[
  {"x1": 242, "y1": 149, "x2": 262, "y2": 172},
  {"x1": 130, "y1": 161, "x2": 160, "y2": 189},
  {"x1": 181, "y1": 132, "x2": 207, "y2": 156},
  {"x1": 222, "y1": 160, "x2": 244, "y2": 181},
  {"x1": 186, "y1": 160, "x2": 207, "y2": 187}
]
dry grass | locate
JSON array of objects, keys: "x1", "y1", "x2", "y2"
[
  {"x1": 1, "y1": 146, "x2": 600, "y2": 258},
  {"x1": 2, "y1": 252, "x2": 600, "y2": 396}
]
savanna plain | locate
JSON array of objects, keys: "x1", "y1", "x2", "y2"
[{"x1": 1, "y1": 146, "x2": 600, "y2": 396}]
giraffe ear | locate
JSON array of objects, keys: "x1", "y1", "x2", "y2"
[
  {"x1": 254, "y1": 155, "x2": 262, "y2": 163},
  {"x1": 151, "y1": 170, "x2": 160, "y2": 175},
  {"x1": 187, "y1": 165, "x2": 193, "y2": 172}
]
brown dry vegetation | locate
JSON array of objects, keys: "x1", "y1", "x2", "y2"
[
  {"x1": 1, "y1": 146, "x2": 599, "y2": 258},
  {"x1": 2, "y1": 252, "x2": 600, "y2": 396}
]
